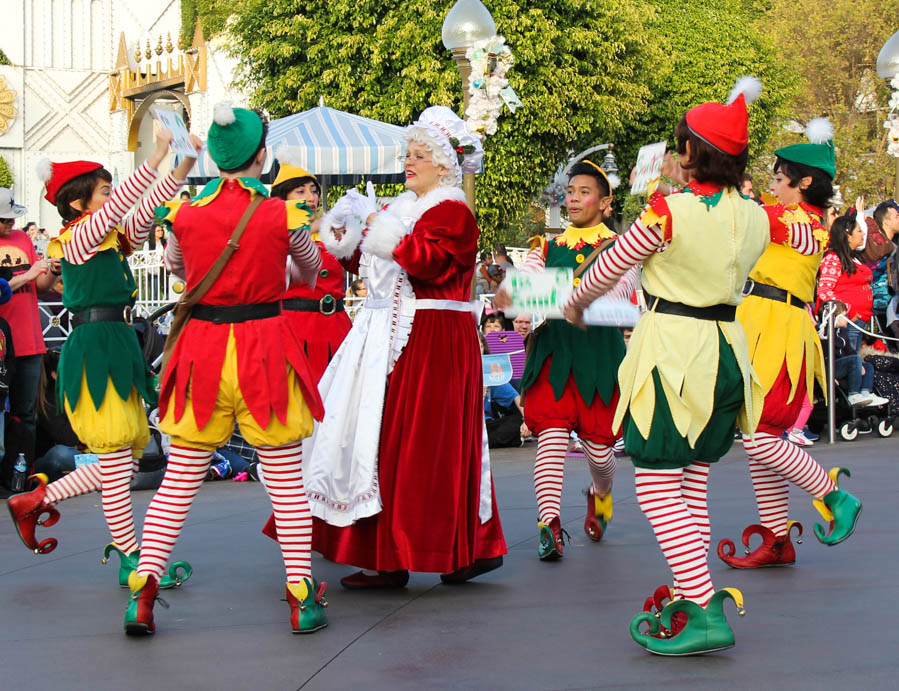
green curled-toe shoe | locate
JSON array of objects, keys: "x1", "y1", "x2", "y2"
[
  {"x1": 103, "y1": 543, "x2": 192, "y2": 589},
  {"x1": 812, "y1": 467, "x2": 862, "y2": 546},
  {"x1": 629, "y1": 588, "x2": 745, "y2": 656}
]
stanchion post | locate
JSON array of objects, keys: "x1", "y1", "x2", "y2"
[{"x1": 827, "y1": 304, "x2": 836, "y2": 444}]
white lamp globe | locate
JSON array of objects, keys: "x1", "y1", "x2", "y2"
[
  {"x1": 877, "y1": 30, "x2": 899, "y2": 79},
  {"x1": 442, "y1": 0, "x2": 497, "y2": 51}
]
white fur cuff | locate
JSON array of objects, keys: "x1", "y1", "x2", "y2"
[
  {"x1": 320, "y1": 212, "x2": 363, "y2": 260},
  {"x1": 362, "y1": 209, "x2": 406, "y2": 259}
]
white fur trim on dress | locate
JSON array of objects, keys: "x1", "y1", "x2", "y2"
[
  {"x1": 320, "y1": 212, "x2": 363, "y2": 260},
  {"x1": 363, "y1": 209, "x2": 406, "y2": 259},
  {"x1": 362, "y1": 186, "x2": 469, "y2": 259}
]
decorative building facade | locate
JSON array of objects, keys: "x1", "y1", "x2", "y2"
[{"x1": 1, "y1": 0, "x2": 241, "y2": 231}]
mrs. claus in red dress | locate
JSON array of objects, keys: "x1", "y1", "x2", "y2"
[{"x1": 311, "y1": 106, "x2": 506, "y2": 587}]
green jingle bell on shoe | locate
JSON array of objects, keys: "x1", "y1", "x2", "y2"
[
  {"x1": 286, "y1": 577, "x2": 329, "y2": 634},
  {"x1": 629, "y1": 588, "x2": 745, "y2": 656},
  {"x1": 102, "y1": 543, "x2": 193, "y2": 589},
  {"x1": 812, "y1": 467, "x2": 862, "y2": 546}
]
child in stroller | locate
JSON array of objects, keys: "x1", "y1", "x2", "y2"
[{"x1": 810, "y1": 302, "x2": 893, "y2": 440}]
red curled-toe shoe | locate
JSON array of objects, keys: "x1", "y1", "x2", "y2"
[
  {"x1": 584, "y1": 487, "x2": 613, "y2": 542},
  {"x1": 7, "y1": 474, "x2": 60, "y2": 554},
  {"x1": 717, "y1": 521, "x2": 802, "y2": 568},
  {"x1": 340, "y1": 570, "x2": 410, "y2": 590}
]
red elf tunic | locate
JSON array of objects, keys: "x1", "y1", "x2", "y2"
[
  {"x1": 159, "y1": 179, "x2": 323, "y2": 433},
  {"x1": 312, "y1": 191, "x2": 507, "y2": 573},
  {"x1": 283, "y1": 233, "x2": 352, "y2": 381}
]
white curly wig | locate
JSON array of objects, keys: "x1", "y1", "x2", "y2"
[{"x1": 403, "y1": 127, "x2": 461, "y2": 188}]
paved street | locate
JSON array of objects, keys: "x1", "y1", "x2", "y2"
[{"x1": 2, "y1": 436, "x2": 897, "y2": 690}]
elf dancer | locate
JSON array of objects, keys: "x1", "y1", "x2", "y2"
[
  {"x1": 7, "y1": 129, "x2": 198, "y2": 590},
  {"x1": 261, "y1": 150, "x2": 352, "y2": 541},
  {"x1": 564, "y1": 79, "x2": 769, "y2": 655},
  {"x1": 717, "y1": 120, "x2": 862, "y2": 569},
  {"x1": 499, "y1": 162, "x2": 637, "y2": 559},
  {"x1": 124, "y1": 104, "x2": 328, "y2": 636},
  {"x1": 309, "y1": 106, "x2": 507, "y2": 587}
]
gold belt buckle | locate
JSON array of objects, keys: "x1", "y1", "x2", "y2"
[
  {"x1": 123, "y1": 305, "x2": 134, "y2": 326},
  {"x1": 319, "y1": 295, "x2": 337, "y2": 315}
]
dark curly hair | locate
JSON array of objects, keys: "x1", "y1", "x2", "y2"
[{"x1": 773, "y1": 157, "x2": 833, "y2": 210}]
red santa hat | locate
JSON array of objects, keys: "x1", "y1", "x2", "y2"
[
  {"x1": 37, "y1": 158, "x2": 104, "y2": 205},
  {"x1": 684, "y1": 77, "x2": 762, "y2": 156}
]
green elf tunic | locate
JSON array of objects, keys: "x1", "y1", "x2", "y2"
[
  {"x1": 520, "y1": 224, "x2": 628, "y2": 442},
  {"x1": 48, "y1": 224, "x2": 156, "y2": 452}
]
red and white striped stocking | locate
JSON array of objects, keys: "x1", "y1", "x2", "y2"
[
  {"x1": 635, "y1": 467, "x2": 715, "y2": 606},
  {"x1": 534, "y1": 427, "x2": 569, "y2": 523},
  {"x1": 98, "y1": 448, "x2": 140, "y2": 555},
  {"x1": 137, "y1": 445, "x2": 212, "y2": 578},
  {"x1": 743, "y1": 432, "x2": 836, "y2": 522},
  {"x1": 747, "y1": 457, "x2": 790, "y2": 537},
  {"x1": 44, "y1": 461, "x2": 103, "y2": 503},
  {"x1": 581, "y1": 439, "x2": 615, "y2": 496},
  {"x1": 257, "y1": 443, "x2": 311, "y2": 583},
  {"x1": 681, "y1": 462, "x2": 710, "y2": 557}
]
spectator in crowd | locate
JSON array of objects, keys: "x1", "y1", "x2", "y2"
[
  {"x1": 0, "y1": 188, "x2": 60, "y2": 440},
  {"x1": 0, "y1": 269, "x2": 14, "y2": 468},
  {"x1": 475, "y1": 250, "x2": 497, "y2": 296},
  {"x1": 871, "y1": 199, "x2": 899, "y2": 343},
  {"x1": 481, "y1": 312, "x2": 505, "y2": 334},
  {"x1": 493, "y1": 242, "x2": 514, "y2": 269},
  {"x1": 32, "y1": 349, "x2": 80, "y2": 482},
  {"x1": 148, "y1": 222, "x2": 167, "y2": 250},
  {"x1": 480, "y1": 334, "x2": 527, "y2": 447},
  {"x1": 861, "y1": 341, "x2": 899, "y2": 412},
  {"x1": 512, "y1": 313, "x2": 532, "y2": 339},
  {"x1": 179, "y1": 190, "x2": 191, "y2": 202},
  {"x1": 816, "y1": 214, "x2": 873, "y2": 352},
  {"x1": 740, "y1": 173, "x2": 755, "y2": 199},
  {"x1": 347, "y1": 278, "x2": 367, "y2": 318}
]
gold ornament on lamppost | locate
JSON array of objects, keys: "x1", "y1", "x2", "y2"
[
  {"x1": 442, "y1": 0, "x2": 497, "y2": 215},
  {"x1": 877, "y1": 29, "x2": 899, "y2": 198}
]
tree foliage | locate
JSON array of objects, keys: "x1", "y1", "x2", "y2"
[
  {"x1": 0, "y1": 50, "x2": 10, "y2": 66},
  {"x1": 0, "y1": 156, "x2": 13, "y2": 189},
  {"x1": 221, "y1": 0, "x2": 791, "y2": 245},
  {"x1": 749, "y1": 0, "x2": 899, "y2": 204}
]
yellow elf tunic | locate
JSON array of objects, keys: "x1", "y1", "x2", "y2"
[
  {"x1": 736, "y1": 203, "x2": 829, "y2": 404},
  {"x1": 616, "y1": 185, "x2": 769, "y2": 467}
]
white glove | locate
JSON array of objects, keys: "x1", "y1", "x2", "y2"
[
  {"x1": 325, "y1": 195, "x2": 355, "y2": 229},
  {"x1": 346, "y1": 181, "x2": 377, "y2": 222}
]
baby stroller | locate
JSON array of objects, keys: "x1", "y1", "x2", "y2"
[{"x1": 809, "y1": 304, "x2": 894, "y2": 441}]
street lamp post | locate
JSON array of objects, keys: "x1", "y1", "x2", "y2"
[
  {"x1": 877, "y1": 30, "x2": 899, "y2": 198},
  {"x1": 442, "y1": 0, "x2": 496, "y2": 215}
]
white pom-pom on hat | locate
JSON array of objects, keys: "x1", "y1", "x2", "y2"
[
  {"x1": 806, "y1": 117, "x2": 834, "y2": 144},
  {"x1": 276, "y1": 145, "x2": 302, "y2": 166},
  {"x1": 213, "y1": 101, "x2": 236, "y2": 127},
  {"x1": 607, "y1": 173, "x2": 621, "y2": 191},
  {"x1": 727, "y1": 76, "x2": 763, "y2": 106},
  {"x1": 36, "y1": 158, "x2": 53, "y2": 184}
]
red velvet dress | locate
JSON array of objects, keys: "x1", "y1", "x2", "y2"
[
  {"x1": 283, "y1": 237, "x2": 352, "y2": 381},
  {"x1": 311, "y1": 200, "x2": 507, "y2": 572}
]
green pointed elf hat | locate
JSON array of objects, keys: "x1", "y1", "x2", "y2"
[
  {"x1": 775, "y1": 118, "x2": 836, "y2": 179},
  {"x1": 208, "y1": 102, "x2": 264, "y2": 171}
]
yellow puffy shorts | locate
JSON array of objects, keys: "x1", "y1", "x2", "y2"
[
  {"x1": 160, "y1": 330, "x2": 315, "y2": 451},
  {"x1": 64, "y1": 376, "x2": 150, "y2": 455}
]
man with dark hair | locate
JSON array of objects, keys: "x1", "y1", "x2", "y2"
[
  {"x1": 873, "y1": 199, "x2": 899, "y2": 342},
  {"x1": 740, "y1": 173, "x2": 755, "y2": 199}
]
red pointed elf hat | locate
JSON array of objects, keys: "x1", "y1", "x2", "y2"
[
  {"x1": 685, "y1": 77, "x2": 762, "y2": 156},
  {"x1": 37, "y1": 158, "x2": 104, "y2": 205}
]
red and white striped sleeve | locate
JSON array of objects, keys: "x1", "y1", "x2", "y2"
[
  {"x1": 604, "y1": 264, "x2": 640, "y2": 302},
  {"x1": 122, "y1": 172, "x2": 185, "y2": 248},
  {"x1": 288, "y1": 226, "x2": 322, "y2": 288},
  {"x1": 519, "y1": 243, "x2": 546, "y2": 273},
  {"x1": 566, "y1": 217, "x2": 665, "y2": 310},
  {"x1": 787, "y1": 221, "x2": 821, "y2": 256},
  {"x1": 62, "y1": 162, "x2": 158, "y2": 265}
]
